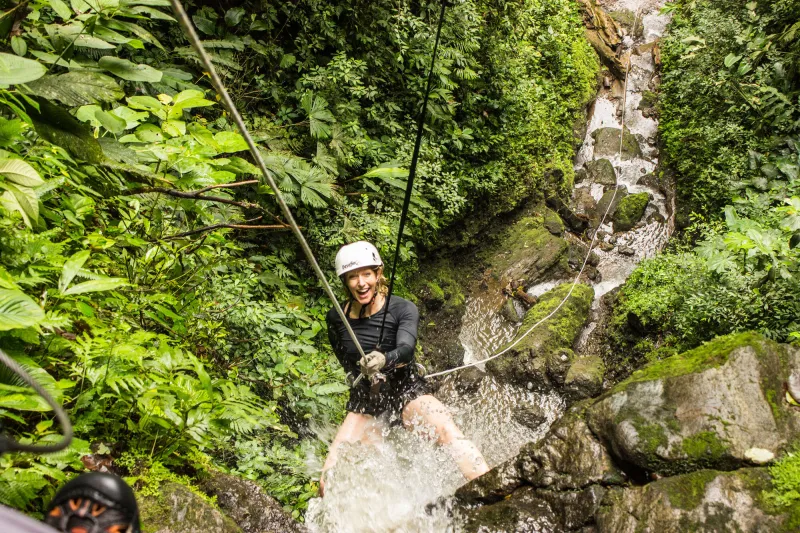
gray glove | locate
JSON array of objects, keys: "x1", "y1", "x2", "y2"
[{"x1": 359, "y1": 350, "x2": 386, "y2": 378}]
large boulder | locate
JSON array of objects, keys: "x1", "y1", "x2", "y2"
[
  {"x1": 199, "y1": 472, "x2": 306, "y2": 533},
  {"x1": 592, "y1": 127, "x2": 642, "y2": 160},
  {"x1": 139, "y1": 482, "x2": 241, "y2": 533},
  {"x1": 613, "y1": 192, "x2": 650, "y2": 232},
  {"x1": 585, "y1": 158, "x2": 617, "y2": 187},
  {"x1": 592, "y1": 186, "x2": 628, "y2": 226},
  {"x1": 486, "y1": 283, "x2": 594, "y2": 386},
  {"x1": 587, "y1": 333, "x2": 800, "y2": 477},
  {"x1": 488, "y1": 215, "x2": 569, "y2": 284},
  {"x1": 596, "y1": 468, "x2": 799, "y2": 532}
]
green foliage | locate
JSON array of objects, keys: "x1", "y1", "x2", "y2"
[
  {"x1": 766, "y1": 446, "x2": 800, "y2": 508},
  {"x1": 0, "y1": 0, "x2": 598, "y2": 518},
  {"x1": 610, "y1": 0, "x2": 800, "y2": 371}
]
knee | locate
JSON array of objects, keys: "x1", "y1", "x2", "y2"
[{"x1": 436, "y1": 422, "x2": 465, "y2": 445}]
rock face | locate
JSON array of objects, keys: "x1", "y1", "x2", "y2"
[
  {"x1": 592, "y1": 186, "x2": 627, "y2": 226},
  {"x1": 457, "y1": 333, "x2": 800, "y2": 532},
  {"x1": 486, "y1": 283, "x2": 594, "y2": 388},
  {"x1": 587, "y1": 333, "x2": 800, "y2": 476},
  {"x1": 613, "y1": 192, "x2": 649, "y2": 231},
  {"x1": 489, "y1": 214, "x2": 569, "y2": 283},
  {"x1": 139, "y1": 482, "x2": 242, "y2": 533},
  {"x1": 597, "y1": 468, "x2": 798, "y2": 532},
  {"x1": 200, "y1": 472, "x2": 307, "y2": 533},
  {"x1": 592, "y1": 127, "x2": 642, "y2": 160}
]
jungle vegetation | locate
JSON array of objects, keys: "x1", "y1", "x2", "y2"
[{"x1": 0, "y1": 0, "x2": 597, "y2": 518}]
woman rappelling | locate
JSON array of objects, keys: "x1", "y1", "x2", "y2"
[{"x1": 319, "y1": 241, "x2": 489, "y2": 496}]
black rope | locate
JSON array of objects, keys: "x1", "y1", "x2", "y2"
[
  {"x1": 378, "y1": 0, "x2": 448, "y2": 348},
  {"x1": 0, "y1": 348, "x2": 73, "y2": 456}
]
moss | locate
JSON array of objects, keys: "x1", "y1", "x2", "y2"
[
  {"x1": 613, "y1": 192, "x2": 650, "y2": 232},
  {"x1": 485, "y1": 214, "x2": 569, "y2": 279},
  {"x1": 630, "y1": 416, "x2": 668, "y2": 458},
  {"x1": 614, "y1": 332, "x2": 768, "y2": 392},
  {"x1": 639, "y1": 90, "x2": 658, "y2": 110},
  {"x1": 659, "y1": 469, "x2": 719, "y2": 510},
  {"x1": 543, "y1": 208, "x2": 565, "y2": 235},
  {"x1": 487, "y1": 283, "x2": 593, "y2": 381},
  {"x1": 681, "y1": 431, "x2": 729, "y2": 463}
]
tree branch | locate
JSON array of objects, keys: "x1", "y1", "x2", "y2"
[{"x1": 164, "y1": 217, "x2": 295, "y2": 240}]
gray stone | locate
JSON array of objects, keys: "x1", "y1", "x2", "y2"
[
  {"x1": 513, "y1": 405, "x2": 549, "y2": 430},
  {"x1": 586, "y1": 333, "x2": 800, "y2": 477},
  {"x1": 200, "y1": 472, "x2": 306, "y2": 533},
  {"x1": 596, "y1": 468, "x2": 796, "y2": 532},
  {"x1": 519, "y1": 406, "x2": 625, "y2": 491},
  {"x1": 592, "y1": 186, "x2": 628, "y2": 226},
  {"x1": 461, "y1": 486, "x2": 559, "y2": 533},
  {"x1": 564, "y1": 355, "x2": 605, "y2": 400},
  {"x1": 139, "y1": 482, "x2": 242, "y2": 533},
  {"x1": 546, "y1": 348, "x2": 575, "y2": 386},
  {"x1": 592, "y1": 127, "x2": 642, "y2": 160},
  {"x1": 500, "y1": 297, "x2": 522, "y2": 323},
  {"x1": 543, "y1": 208, "x2": 565, "y2": 236},
  {"x1": 487, "y1": 283, "x2": 594, "y2": 386},
  {"x1": 585, "y1": 159, "x2": 617, "y2": 186}
]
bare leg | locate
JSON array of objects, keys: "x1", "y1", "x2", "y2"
[
  {"x1": 320, "y1": 412, "x2": 380, "y2": 496},
  {"x1": 402, "y1": 395, "x2": 489, "y2": 481}
]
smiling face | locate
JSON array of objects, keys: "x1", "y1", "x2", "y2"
[{"x1": 344, "y1": 266, "x2": 382, "y2": 306}]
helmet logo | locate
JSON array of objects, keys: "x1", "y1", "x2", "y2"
[{"x1": 342, "y1": 261, "x2": 359, "y2": 270}]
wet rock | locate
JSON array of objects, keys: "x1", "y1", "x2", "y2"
[
  {"x1": 546, "y1": 348, "x2": 575, "y2": 386},
  {"x1": 577, "y1": 0, "x2": 624, "y2": 79},
  {"x1": 139, "y1": 482, "x2": 242, "y2": 533},
  {"x1": 592, "y1": 185, "x2": 628, "y2": 226},
  {"x1": 461, "y1": 486, "x2": 559, "y2": 533},
  {"x1": 572, "y1": 187, "x2": 597, "y2": 216},
  {"x1": 564, "y1": 355, "x2": 605, "y2": 400},
  {"x1": 609, "y1": 9, "x2": 643, "y2": 40},
  {"x1": 586, "y1": 333, "x2": 800, "y2": 477},
  {"x1": 591, "y1": 127, "x2": 642, "y2": 160},
  {"x1": 486, "y1": 283, "x2": 594, "y2": 386},
  {"x1": 500, "y1": 297, "x2": 522, "y2": 323},
  {"x1": 618, "y1": 245, "x2": 635, "y2": 256},
  {"x1": 453, "y1": 366, "x2": 487, "y2": 395},
  {"x1": 638, "y1": 90, "x2": 658, "y2": 119},
  {"x1": 647, "y1": 212, "x2": 666, "y2": 224},
  {"x1": 596, "y1": 468, "x2": 797, "y2": 532},
  {"x1": 536, "y1": 485, "x2": 606, "y2": 531},
  {"x1": 584, "y1": 159, "x2": 617, "y2": 187},
  {"x1": 456, "y1": 457, "x2": 525, "y2": 505},
  {"x1": 519, "y1": 405, "x2": 624, "y2": 491},
  {"x1": 513, "y1": 405, "x2": 549, "y2": 430},
  {"x1": 543, "y1": 208, "x2": 565, "y2": 236},
  {"x1": 547, "y1": 195, "x2": 590, "y2": 233},
  {"x1": 575, "y1": 167, "x2": 588, "y2": 183},
  {"x1": 199, "y1": 472, "x2": 306, "y2": 533},
  {"x1": 613, "y1": 192, "x2": 650, "y2": 232}
]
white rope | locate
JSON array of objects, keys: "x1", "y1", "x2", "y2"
[{"x1": 427, "y1": 13, "x2": 640, "y2": 379}]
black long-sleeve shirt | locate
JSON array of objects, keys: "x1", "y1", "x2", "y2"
[{"x1": 326, "y1": 296, "x2": 419, "y2": 376}]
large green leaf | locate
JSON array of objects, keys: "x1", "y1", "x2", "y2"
[
  {"x1": 0, "y1": 52, "x2": 46, "y2": 85},
  {"x1": 0, "y1": 289, "x2": 44, "y2": 331},
  {"x1": 0, "y1": 158, "x2": 44, "y2": 187},
  {"x1": 63, "y1": 278, "x2": 128, "y2": 295},
  {"x1": 25, "y1": 72, "x2": 124, "y2": 106},
  {"x1": 27, "y1": 98, "x2": 106, "y2": 164},
  {"x1": 59, "y1": 250, "x2": 90, "y2": 293},
  {"x1": 0, "y1": 182, "x2": 38, "y2": 224},
  {"x1": 98, "y1": 56, "x2": 163, "y2": 83}
]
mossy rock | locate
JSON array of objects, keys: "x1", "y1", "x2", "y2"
[
  {"x1": 587, "y1": 333, "x2": 800, "y2": 477},
  {"x1": 609, "y1": 9, "x2": 643, "y2": 39},
  {"x1": 596, "y1": 468, "x2": 799, "y2": 532},
  {"x1": 585, "y1": 158, "x2": 617, "y2": 186},
  {"x1": 139, "y1": 482, "x2": 242, "y2": 533},
  {"x1": 486, "y1": 283, "x2": 594, "y2": 385},
  {"x1": 564, "y1": 355, "x2": 605, "y2": 400},
  {"x1": 613, "y1": 192, "x2": 649, "y2": 232},
  {"x1": 461, "y1": 487, "x2": 558, "y2": 533},
  {"x1": 485, "y1": 214, "x2": 569, "y2": 283},
  {"x1": 591, "y1": 127, "x2": 642, "y2": 160},
  {"x1": 592, "y1": 185, "x2": 627, "y2": 225},
  {"x1": 543, "y1": 208, "x2": 565, "y2": 236}
]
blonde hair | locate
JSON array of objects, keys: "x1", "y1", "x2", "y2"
[{"x1": 341, "y1": 267, "x2": 388, "y2": 298}]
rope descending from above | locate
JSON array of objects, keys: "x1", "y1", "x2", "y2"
[
  {"x1": 168, "y1": 0, "x2": 366, "y2": 359},
  {"x1": 426, "y1": 12, "x2": 640, "y2": 379},
  {"x1": 378, "y1": 0, "x2": 448, "y2": 349}
]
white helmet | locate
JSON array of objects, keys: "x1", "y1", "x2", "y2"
[{"x1": 335, "y1": 241, "x2": 383, "y2": 277}]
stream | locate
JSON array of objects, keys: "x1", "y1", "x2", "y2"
[{"x1": 306, "y1": 1, "x2": 672, "y2": 531}]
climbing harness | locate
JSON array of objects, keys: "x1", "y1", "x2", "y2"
[{"x1": 425, "y1": 11, "x2": 641, "y2": 379}]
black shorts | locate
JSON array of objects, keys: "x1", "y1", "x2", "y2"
[{"x1": 346, "y1": 366, "x2": 430, "y2": 418}]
